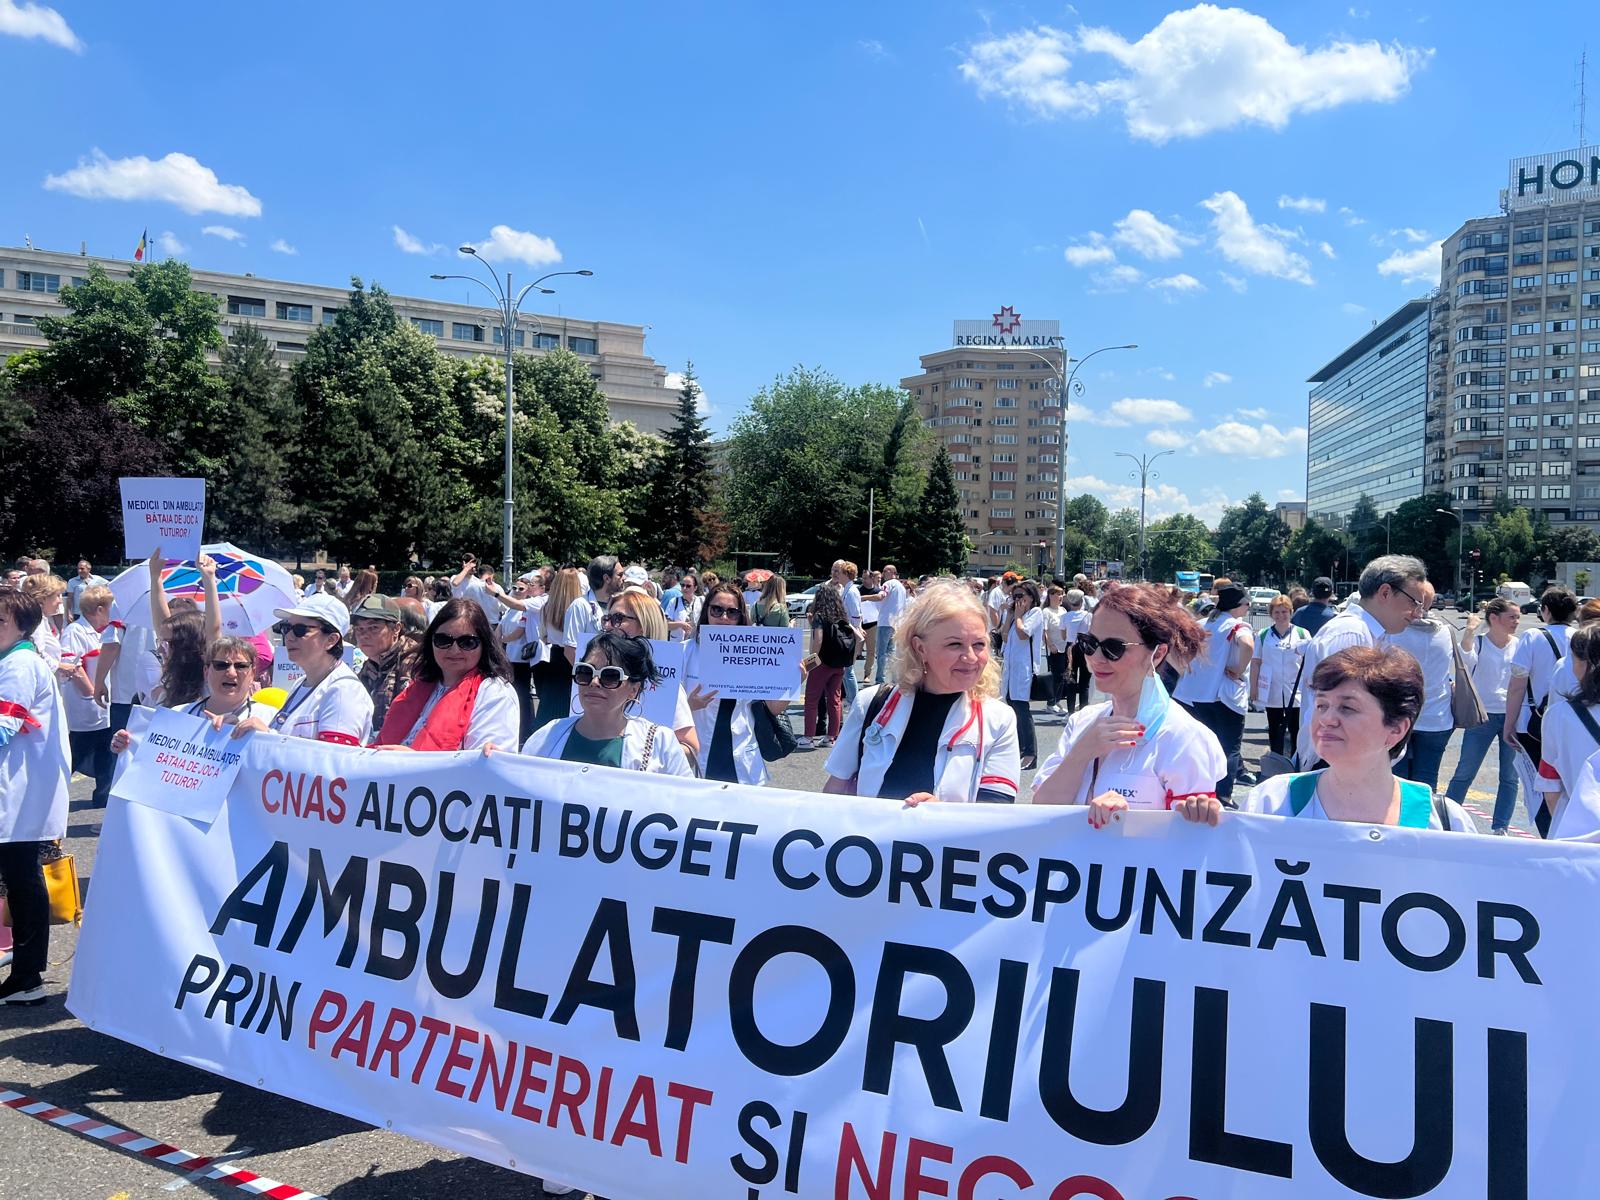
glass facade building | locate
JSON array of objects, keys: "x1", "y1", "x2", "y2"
[{"x1": 1306, "y1": 299, "x2": 1430, "y2": 525}]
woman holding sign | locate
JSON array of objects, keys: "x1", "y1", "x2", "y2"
[
  {"x1": 110, "y1": 636, "x2": 276, "y2": 752},
  {"x1": 683, "y1": 584, "x2": 796, "y2": 785},
  {"x1": 372, "y1": 600, "x2": 518, "y2": 752},
  {"x1": 232, "y1": 594, "x2": 373, "y2": 746},
  {"x1": 606, "y1": 588, "x2": 700, "y2": 764},
  {"x1": 1246, "y1": 646, "x2": 1477, "y2": 831},
  {"x1": 517, "y1": 632, "x2": 693, "y2": 775},
  {"x1": 1033, "y1": 583, "x2": 1226, "y2": 827},
  {"x1": 823, "y1": 579, "x2": 1020, "y2": 804}
]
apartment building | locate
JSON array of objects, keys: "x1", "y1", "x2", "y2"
[{"x1": 0, "y1": 244, "x2": 678, "y2": 432}]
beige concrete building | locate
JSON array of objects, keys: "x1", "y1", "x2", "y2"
[
  {"x1": 0, "y1": 244, "x2": 678, "y2": 431},
  {"x1": 1432, "y1": 149, "x2": 1600, "y2": 526},
  {"x1": 901, "y1": 313, "x2": 1064, "y2": 575}
]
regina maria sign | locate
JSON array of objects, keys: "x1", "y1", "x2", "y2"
[
  {"x1": 953, "y1": 306, "x2": 1061, "y2": 347},
  {"x1": 1505, "y1": 147, "x2": 1600, "y2": 210}
]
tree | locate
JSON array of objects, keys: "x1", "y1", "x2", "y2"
[
  {"x1": 1387, "y1": 492, "x2": 1457, "y2": 586},
  {"x1": 34, "y1": 261, "x2": 226, "y2": 477},
  {"x1": 1344, "y1": 493, "x2": 1386, "y2": 566},
  {"x1": 209, "y1": 324, "x2": 299, "y2": 554},
  {"x1": 1281, "y1": 518, "x2": 1347, "y2": 585},
  {"x1": 1215, "y1": 492, "x2": 1289, "y2": 585},
  {"x1": 645, "y1": 364, "x2": 720, "y2": 567},
  {"x1": 610, "y1": 419, "x2": 668, "y2": 562},
  {"x1": 1145, "y1": 514, "x2": 1215, "y2": 582},
  {"x1": 1063, "y1": 494, "x2": 1109, "y2": 550},
  {"x1": 1104, "y1": 508, "x2": 1142, "y2": 563},
  {"x1": 868, "y1": 392, "x2": 934, "y2": 568},
  {"x1": 1479, "y1": 505, "x2": 1537, "y2": 584},
  {"x1": 902, "y1": 447, "x2": 967, "y2": 575},
  {"x1": 1534, "y1": 523, "x2": 1600, "y2": 584}
]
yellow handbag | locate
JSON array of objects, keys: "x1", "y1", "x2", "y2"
[{"x1": 1, "y1": 848, "x2": 82, "y2": 927}]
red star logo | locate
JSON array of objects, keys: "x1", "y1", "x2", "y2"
[{"x1": 992, "y1": 305, "x2": 1022, "y2": 333}]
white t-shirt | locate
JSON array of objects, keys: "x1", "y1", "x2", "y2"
[
  {"x1": 1510, "y1": 624, "x2": 1572, "y2": 732},
  {"x1": 29, "y1": 619, "x2": 61, "y2": 670},
  {"x1": 66, "y1": 573, "x2": 108, "y2": 618},
  {"x1": 879, "y1": 578, "x2": 908, "y2": 628},
  {"x1": 841, "y1": 582, "x2": 863, "y2": 624},
  {"x1": 1252, "y1": 623, "x2": 1311, "y2": 709},
  {"x1": 101, "y1": 614, "x2": 161, "y2": 705},
  {"x1": 268, "y1": 661, "x2": 374, "y2": 745},
  {"x1": 1459, "y1": 633, "x2": 1514, "y2": 714},
  {"x1": 561, "y1": 595, "x2": 599, "y2": 650},
  {"x1": 1390, "y1": 619, "x2": 1456, "y2": 733},
  {"x1": 1032, "y1": 697, "x2": 1225, "y2": 809},
  {"x1": 453, "y1": 575, "x2": 503, "y2": 624},
  {"x1": 861, "y1": 595, "x2": 881, "y2": 624},
  {"x1": 59, "y1": 618, "x2": 109, "y2": 732},
  {"x1": 1246, "y1": 771, "x2": 1477, "y2": 832},
  {"x1": 1173, "y1": 614, "x2": 1250, "y2": 714},
  {"x1": 398, "y1": 677, "x2": 520, "y2": 750}
]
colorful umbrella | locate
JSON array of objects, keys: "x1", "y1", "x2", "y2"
[
  {"x1": 108, "y1": 543, "x2": 300, "y2": 636},
  {"x1": 743, "y1": 568, "x2": 774, "y2": 585}
]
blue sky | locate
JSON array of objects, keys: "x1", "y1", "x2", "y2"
[{"x1": 4, "y1": 0, "x2": 1595, "y2": 525}]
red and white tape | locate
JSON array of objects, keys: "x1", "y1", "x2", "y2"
[{"x1": 0, "y1": 1089, "x2": 324, "y2": 1199}]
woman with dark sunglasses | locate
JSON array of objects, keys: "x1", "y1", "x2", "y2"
[
  {"x1": 682, "y1": 583, "x2": 796, "y2": 785},
  {"x1": 232, "y1": 594, "x2": 372, "y2": 746},
  {"x1": 1033, "y1": 583, "x2": 1226, "y2": 828},
  {"x1": 516, "y1": 632, "x2": 693, "y2": 774},
  {"x1": 373, "y1": 599, "x2": 517, "y2": 752},
  {"x1": 112, "y1": 637, "x2": 275, "y2": 756},
  {"x1": 606, "y1": 588, "x2": 700, "y2": 764}
]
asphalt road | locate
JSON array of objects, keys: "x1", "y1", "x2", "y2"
[{"x1": 0, "y1": 613, "x2": 1539, "y2": 1197}]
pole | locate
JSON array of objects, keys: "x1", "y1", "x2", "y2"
[
  {"x1": 502, "y1": 272, "x2": 515, "y2": 583},
  {"x1": 866, "y1": 488, "x2": 875, "y2": 573},
  {"x1": 1052, "y1": 343, "x2": 1138, "y2": 581}
]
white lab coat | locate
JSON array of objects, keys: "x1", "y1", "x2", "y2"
[
  {"x1": 521, "y1": 714, "x2": 695, "y2": 776},
  {"x1": 1001, "y1": 609, "x2": 1045, "y2": 702},
  {"x1": 825, "y1": 686, "x2": 1021, "y2": 802},
  {"x1": 0, "y1": 645, "x2": 70, "y2": 842},
  {"x1": 692, "y1": 700, "x2": 768, "y2": 786}
]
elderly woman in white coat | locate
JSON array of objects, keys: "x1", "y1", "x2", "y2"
[
  {"x1": 0, "y1": 589, "x2": 71, "y2": 1005},
  {"x1": 824, "y1": 579, "x2": 1020, "y2": 804}
]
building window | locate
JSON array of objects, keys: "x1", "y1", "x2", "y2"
[
  {"x1": 276, "y1": 341, "x2": 306, "y2": 355},
  {"x1": 1513, "y1": 322, "x2": 1539, "y2": 335},
  {"x1": 995, "y1": 378, "x2": 1018, "y2": 389},
  {"x1": 12, "y1": 314, "x2": 33, "y2": 326},
  {"x1": 991, "y1": 508, "x2": 1014, "y2": 518},
  {"x1": 1544, "y1": 485, "x2": 1571, "y2": 499},
  {"x1": 16, "y1": 271, "x2": 59, "y2": 293},
  {"x1": 992, "y1": 415, "x2": 1017, "y2": 426},
  {"x1": 321, "y1": 308, "x2": 340, "y2": 325},
  {"x1": 1514, "y1": 251, "x2": 1542, "y2": 266},
  {"x1": 412, "y1": 317, "x2": 445, "y2": 337},
  {"x1": 227, "y1": 295, "x2": 266, "y2": 317},
  {"x1": 452, "y1": 322, "x2": 484, "y2": 342},
  {"x1": 1514, "y1": 274, "x2": 1543, "y2": 290},
  {"x1": 990, "y1": 545, "x2": 1012, "y2": 557},
  {"x1": 1544, "y1": 461, "x2": 1571, "y2": 475},
  {"x1": 1550, "y1": 272, "x2": 1577, "y2": 285},
  {"x1": 275, "y1": 302, "x2": 313, "y2": 323},
  {"x1": 535, "y1": 332, "x2": 559, "y2": 350},
  {"x1": 568, "y1": 336, "x2": 598, "y2": 355}
]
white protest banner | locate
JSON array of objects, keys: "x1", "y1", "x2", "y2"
[
  {"x1": 72, "y1": 735, "x2": 1600, "y2": 1198},
  {"x1": 119, "y1": 477, "x2": 206, "y2": 563},
  {"x1": 272, "y1": 646, "x2": 305, "y2": 691},
  {"x1": 690, "y1": 625, "x2": 803, "y2": 700},
  {"x1": 570, "y1": 633, "x2": 686, "y2": 728},
  {"x1": 108, "y1": 707, "x2": 245, "y2": 824}
]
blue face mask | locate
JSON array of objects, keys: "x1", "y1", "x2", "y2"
[{"x1": 1133, "y1": 668, "x2": 1170, "y2": 743}]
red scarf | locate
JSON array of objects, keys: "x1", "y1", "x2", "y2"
[{"x1": 376, "y1": 672, "x2": 485, "y2": 750}]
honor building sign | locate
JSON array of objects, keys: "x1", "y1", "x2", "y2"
[
  {"x1": 1504, "y1": 147, "x2": 1600, "y2": 210},
  {"x1": 953, "y1": 306, "x2": 1061, "y2": 347}
]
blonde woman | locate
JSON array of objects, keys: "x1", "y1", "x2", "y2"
[
  {"x1": 19, "y1": 574, "x2": 67, "y2": 669},
  {"x1": 605, "y1": 586, "x2": 700, "y2": 765},
  {"x1": 531, "y1": 567, "x2": 583, "y2": 730},
  {"x1": 1251, "y1": 594, "x2": 1311, "y2": 759},
  {"x1": 753, "y1": 575, "x2": 790, "y2": 627},
  {"x1": 823, "y1": 578, "x2": 1020, "y2": 804}
]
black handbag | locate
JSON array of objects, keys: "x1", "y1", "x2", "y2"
[{"x1": 751, "y1": 701, "x2": 798, "y2": 762}]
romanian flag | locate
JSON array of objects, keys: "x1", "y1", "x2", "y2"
[{"x1": 133, "y1": 229, "x2": 147, "y2": 262}]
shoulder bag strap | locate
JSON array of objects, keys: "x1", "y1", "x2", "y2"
[
  {"x1": 1541, "y1": 629, "x2": 1560, "y2": 661},
  {"x1": 1432, "y1": 794, "x2": 1454, "y2": 831},
  {"x1": 1567, "y1": 696, "x2": 1600, "y2": 747}
]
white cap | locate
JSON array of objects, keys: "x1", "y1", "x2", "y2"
[
  {"x1": 272, "y1": 592, "x2": 350, "y2": 637},
  {"x1": 622, "y1": 565, "x2": 650, "y2": 585}
]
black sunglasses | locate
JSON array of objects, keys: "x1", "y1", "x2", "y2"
[
  {"x1": 209, "y1": 659, "x2": 254, "y2": 673},
  {"x1": 432, "y1": 632, "x2": 482, "y2": 651},
  {"x1": 706, "y1": 604, "x2": 742, "y2": 619},
  {"x1": 276, "y1": 621, "x2": 332, "y2": 639},
  {"x1": 602, "y1": 612, "x2": 633, "y2": 627},
  {"x1": 574, "y1": 663, "x2": 635, "y2": 689},
  {"x1": 1078, "y1": 632, "x2": 1146, "y2": 662}
]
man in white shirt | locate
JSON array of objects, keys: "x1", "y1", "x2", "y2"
[
  {"x1": 303, "y1": 569, "x2": 327, "y2": 599},
  {"x1": 873, "y1": 564, "x2": 908, "y2": 683},
  {"x1": 65, "y1": 560, "x2": 108, "y2": 620},
  {"x1": 830, "y1": 559, "x2": 866, "y2": 706},
  {"x1": 1505, "y1": 584, "x2": 1578, "y2": 835},
  {"x1": 333, "y1": 566, "x2": 354, "y2": 600},
  {"x1": 1295, "y1": 554, "x2": 1429, "y2": 769},
  {"x1": 1390, "y1": 581, "x2": 1458, "y2": 790}
]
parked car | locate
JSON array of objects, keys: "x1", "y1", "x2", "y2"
[
  {"x1": 1431, "y1": 591, "x2": 1454, "y2": 610},
  {"x1": 787, "y1": 583, "x2": 822, "y2": 621},
  {"x1": 1247, "y1": 587, "x2": 1277, "y2": 615}
]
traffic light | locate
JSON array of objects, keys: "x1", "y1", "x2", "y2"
[{"x1": 1470, "y1": 548, "x2": 1481, "y2": 560}]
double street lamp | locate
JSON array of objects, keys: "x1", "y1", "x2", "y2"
[
  {"x1": 1436, "y1": 507, "x2": 1463, "y2": 598},
  {"x1": 1114, "y1": 449, "x2": 1174, "y2": 581},
  {"x1": 431, "y1": 249, "x2": 594, "y2": 582},
  {"x1": 989, "y1": 340, "x2": 1137, "y2": 579}
]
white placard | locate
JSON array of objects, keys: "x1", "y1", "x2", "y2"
[
  {"x1": 273, "y1": 644, "x2": 356, "y2": 691},
  {"x1": 119, "y1": 477, "x2": 206, "y2": 563},
  {"x1": 108, "y1": 706, "x2": 245, "y2": 825},
  {"x1": 689, "y1": 625, "x2": 804, "y2": 700},
  {"x1": 571, "y1": 633, "x2": 685, "y2": 728}
]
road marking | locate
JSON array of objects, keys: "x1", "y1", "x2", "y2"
[
  {"x1": 0, "y1": 1091, "x2": 323, "y2": 1199},
  {"x1": 165, "y1": 1146, "x2": 255, "y2": 1190},
  {"x1": 1460, "y1": 802, "x2": 1538, "y2": 837}
]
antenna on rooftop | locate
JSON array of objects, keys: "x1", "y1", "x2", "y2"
[{"x1": 1580, "y1": 48, "x2": 1590, "y2": 147}]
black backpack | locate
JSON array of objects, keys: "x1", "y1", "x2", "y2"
[{"x1": 819, "y1": 619, "x2": 855, "y2": 668}]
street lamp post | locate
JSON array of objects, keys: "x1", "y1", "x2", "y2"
[
  {"x1": 1114, "y1": 449, "x2": 1174, "y2": 581},
  {"x1": 1436, "y1": 507, "x2": 1463, "y2": 599},
  {"x1": 430, "y1": 254, "x2": 593, "y2": 583},
  {"x1": 989, "y1": 340, "x2": 1137, "y2": 580}
]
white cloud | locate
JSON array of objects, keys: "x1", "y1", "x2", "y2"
[
  {"x1": 201, "y1": 225, "x2": 245, "y2": 243},
  {"x1": 1112, "y1": 209, "x2": 1195, "y2": 259},
  {"x1": 1064, "y1": 232, "x2": 1116, "y2": 267},
  {"x1": 1078, "y1": 397, "x2": 1193, "y2": 427},
  {"x1": 1278, "y1": 194, "x2": 1326, "y2": 213},
  {"x1": 154, "y1": 230, "x2": 186, "y2": 256},
  {"x1": 1218, "y1": 271, "x2": 1248, "y2": 293},
  {"x1": 44, "y1": 149, "x2": 262, "y2": 217},
  {"x1": 1236, "y1": 406, "x2": 1270, "y2": 419},
  {"x1": 270, "y1": 238, "x2": 297, "y2": 256},
  {"x1": 1071, "y1": 472, "x2": 1234, "y2": 524},
  {"x1": 1149, "y1": 272, "x2": 1203, "y2": 292},
  {"x1": 1392, "y1": 226, "x2": 1431, "y2": 243},
  {"x1": 1203, "y1": 371, "x2": 1232, "y2": 387},
  {"x1": 0, "y1": 0, "x2": 80, "y2": 51},
  {"x1": 1319, "y1": 240, "x2": 1337, "y2": 259},
  {"x1": 393, "y1": 224, "x2": 443, "y2": 255},
  {"x1": 1146, "y1": 429, "x2": 1188, "y2": 449},
  {"x1": 1342, "y1": 301, "x2": 1367, "y2": 315},
  {"x1": 466, "y1": 224, "x2": 562, "y2": 267},
  {"x1": 960, "y1": 7, "x2": 1426, "y2": 142},
  {"x1": 1200, "y1": 190, "x2": 1314, "y2": 285},
  {"x1": 1141, "y1": 366, "x2": 1177, "y2": 382},
  {"x1": 1377, "y1": 239, "x2": 1443, "y2": 285},
  {"x1": 858, "y1": 38, "x2": 888, "y2": 58},
  {"x1": 1089, "y1": 263, "x2": 1145, "y2": 292},
  {"x1": 1194, "y1": 419, "x2": 1307, "y2": 458},
  {"x1": 664, "y1": 371, "x2": 711, "y2": 416}
]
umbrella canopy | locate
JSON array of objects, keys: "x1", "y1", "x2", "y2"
[
  {"x1": 743, "y1": 568, "x2": 774, "y2": 585},
  {"x1": 108, "y1": 544, "x2": 300, "y2": 637}
]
